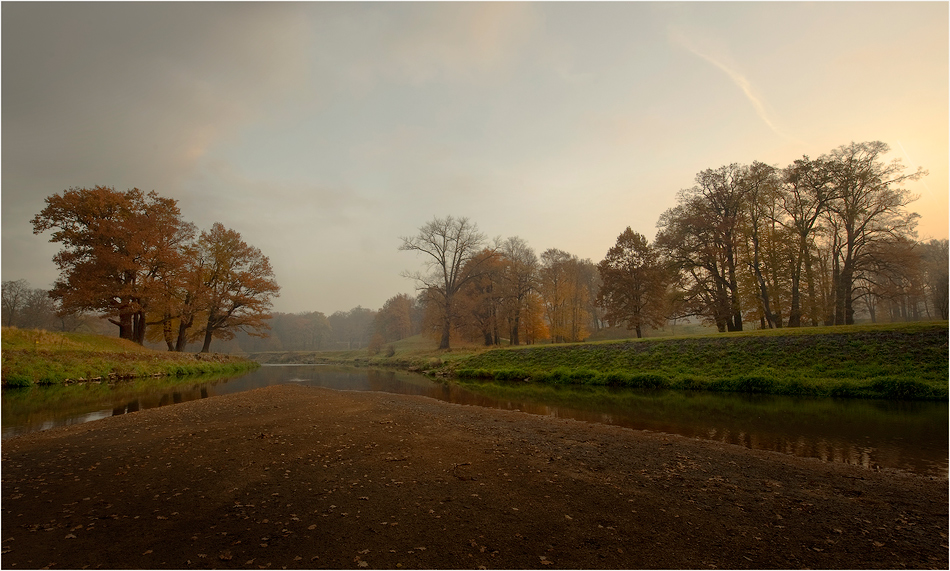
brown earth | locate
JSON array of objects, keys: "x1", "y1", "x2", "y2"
[{"x1": 2, "y1": 384, "x2": 947, "y2": 570}]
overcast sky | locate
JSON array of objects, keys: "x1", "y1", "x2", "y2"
[{"x1": 3, "y1": 2, "x2": 947, "y2": 315}]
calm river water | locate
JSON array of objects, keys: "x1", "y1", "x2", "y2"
[{"x1": 3, "y1": 365, "x2": 947, "y2": 478}]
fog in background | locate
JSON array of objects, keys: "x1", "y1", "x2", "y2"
[{"x1": 3, "y1": 2, "x2": 947, "y2": 315}]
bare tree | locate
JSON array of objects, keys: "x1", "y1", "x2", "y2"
[
  {"x1": 2, "y1": 279, "x2": 30, "y2": 327},
  {"x1": 498, "y1": 236, "x2": 539, "y2": 345},
  {"x1": 399, "y1": 216, "x2": 490, "y2": 350},
  {"x1": 823, "y1": 141, "x2": 924, "y2": 325}
]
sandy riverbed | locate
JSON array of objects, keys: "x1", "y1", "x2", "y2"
[{"x1": 2, "y1": 384, "x2": 946, "y2": 569}]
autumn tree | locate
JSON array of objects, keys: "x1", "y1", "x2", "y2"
[
  {"x1": 498, "y1": 236, "x2": 540, "y2": 345},
  {"x1": 539, "y1": 249, "x2": 592, "y2": 343},
  {"x1": 195, "y1": 223, "x2": 280, "y2": 353},
  {"x1": 597, "y1": 228, "x2": 669, "y2": 338},
  {"x1": 31, "y1": 186, "x2": 192, "y2": 344},
  {"x1": 656, "y1": 165, "x2": 750, "y2": 331},
  {"x1": 775, "y1": 156, "x2": 835, "y2": 327},
  {"x1": 741, "y1": 162, "x2": 784, "y2": 328},
  {"x1": 456, "y1": 249, "x2": 506, "y2": 346},
  {"x1": 399, "y1": 216, "x2": 491, "y2": 350},
  {"x1": 2, "y1": 279, "x2": 30, "y2": 327},
  {"x1": 374, "y1": 293, "x2": 418, "y2": 343},
  {"x1": 919, "y1": 239, "x2": 949, "y2": 320},
  {"x1": 823, "y1": 141, "x2": 924, "y2": 325}
]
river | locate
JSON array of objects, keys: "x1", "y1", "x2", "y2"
[{"x1": 3, "y1": 364, "x2": 947, "y2": 478}]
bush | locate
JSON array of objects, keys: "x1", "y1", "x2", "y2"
[
  {"x1": 869, "y1": 378, "x2": 936, "y2": 400},
  {"x1": 623, "y1": 373, "x2": 667, "y2": 389},
  {"x1": 494, "y1": 369, "x2": 530, "y2": 381},
  {"x1": 732, "y1": 375, "x2": 775, "y2": 393}
]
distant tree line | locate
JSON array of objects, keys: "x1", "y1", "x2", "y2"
[
  {"x1": 398, "y1": 142, "x2": 946, "y2": 348},
  {"x1": 16, "y1": 141, "x2": 946, "y2": 355},
  {"x1": 1, "y1": 279, "x2": 90, "y2": 332},
  {"x1": 29, "y1": 186, "x2": 280, "y2": 352}
]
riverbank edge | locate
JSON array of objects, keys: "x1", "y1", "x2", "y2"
[
  {"x1": 1, "y1": 349, "x2": 260, "y2": 388},
  {"x1": 2, "y1": 384, "x2": 946, "y2": 569},
  {"x1": 247, "y1": 322, "x2": 950, "y2": 401}
]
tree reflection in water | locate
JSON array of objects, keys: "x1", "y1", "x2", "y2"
[{"x1": 2, "y1": 365, "x2": 946, "y2": 477}]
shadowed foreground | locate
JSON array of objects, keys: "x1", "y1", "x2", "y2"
[{"x1": 2, "y1": 384, "x2": 946, "y2": 569}]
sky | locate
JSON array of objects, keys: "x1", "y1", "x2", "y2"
[{"x1": 3, "y1": 2, "x2": 947, "y2": 315}]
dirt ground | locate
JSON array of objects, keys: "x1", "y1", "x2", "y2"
[{"x1": 2, "y1": 384, "x2": 947, "y2": 569}]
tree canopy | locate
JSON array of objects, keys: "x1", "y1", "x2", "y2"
[{"x1": 31, "y1": 186, "x2": 279, "y2": 350}]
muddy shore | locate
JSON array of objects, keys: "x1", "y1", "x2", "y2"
[{"x1": 2, "y1": 384, "x2": 947, "y2": 569}]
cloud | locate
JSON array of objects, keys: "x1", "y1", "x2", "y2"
[
  {"x1": 668, "y1": 28, "x2": 800, "y2": 144},
  {"x1": 2, "y1": 3, "x2": 312, "y2": 193}
]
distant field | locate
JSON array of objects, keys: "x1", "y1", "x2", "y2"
[
  {"x1": 454, "y1": 322, "x2": 949, "y2": 400},
  {"x1": 1, "y1": 327, "x2": 258, "y2": 387}
]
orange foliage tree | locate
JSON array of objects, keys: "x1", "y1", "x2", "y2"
[
  {"x1": 31, "y1": 186, "x2": 193, "y2": 344},
  {"x1": 195, "y1": 223, "x2": 280, "y2": 353},
  {"x1": 597, "y1": 227, "x2": 669, "y2": 338}
]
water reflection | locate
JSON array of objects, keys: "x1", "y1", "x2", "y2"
[{"x1": 2, "y1": 365, "x2": 947, "y2": 478}]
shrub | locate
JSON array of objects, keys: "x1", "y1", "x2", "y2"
[
  {"x1": 732, "y1": 375, "x2": 775, "y2": 394},
  {"x1": 869, "y1": 378, "x2": 936, "y2": 400},
  {"x1": 624, "y1": 373, "x2": 667, "y2": 389},
  {"x1": 494, "y1": 369, "x2": 530, "y2": 381}
]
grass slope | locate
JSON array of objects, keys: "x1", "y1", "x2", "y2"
[
  {"x1": 1, "y1": 327, "x2": 258, "y2": 387},
  {"x1": 455, "y1": 322, "x2": 949, "y2": 400}
]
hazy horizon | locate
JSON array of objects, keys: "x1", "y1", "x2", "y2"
[{"x1": 3, "y1": 2, "x2": 947, "y2": 315}]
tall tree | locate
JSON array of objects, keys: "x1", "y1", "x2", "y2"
[
  {"x1": 823, "y1": 141, "x2": 924, "y2": 325},
  {"x1": 498, "y1": 236, "x2": 539, "y2": 345},
  {"x1": 778, "y1": 156, "x2": 835, "y2": 327},
  {"x1": 399, "y1": 216, "x2": 490, "y2": 350},
  {"x1": 919, "y1": 239, "x2": 949, "y2": 320},
  {"x1": 741, "y1": 162, "x2": 783, "y2": 328},
  {"x1": 196, "y1": 223, "x2": 280, "y2": 353},
  {"x1": 31, "y1": 186, "x2": 191, "y2": 344},
  {"x1": 539, "y1": 249, "x2": 591, "y2": 343},
  {"x1": 454, "y1": 249, "x2": 505, "y2": 346},
  {"x1": 597, "y1": 228, "x2": 668, "y2": 338},
  {"x1": 2, "y1": 279, "x2": 30, "y2": 327},
  {"x1": 374, "y1": 294, "x2": 417, "y2": 343},
  {"x1": 656, "y1": 164, "x2": 749, "y2": 332}
]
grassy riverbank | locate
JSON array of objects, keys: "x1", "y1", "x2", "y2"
[
  {"x1": 456, "y1": 322, "x2": 948, "y2": 400},
  {"x1": 251, "y1": 322, "x2": 948, "y2": 400},
  {"x1": 1, "y1": 327, "x2": 258, "y2": 387}
]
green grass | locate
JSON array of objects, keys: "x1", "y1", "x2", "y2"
[
  {"x1": 247, "y1": 334, "x2": 493, "y2": 370},
  {"x1": 1, "y1": 327, "x2": 259, "y2": 387},
  {"x1": 453, "y1": 322, "x2": 949, "y2": 400}
]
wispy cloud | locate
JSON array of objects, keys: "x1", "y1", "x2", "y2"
[{"x1": 670, "y1": 29, "x2": 800, "y2": 144}]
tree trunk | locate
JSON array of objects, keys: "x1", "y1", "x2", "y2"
[
  {"x1": 163, "y1": 314, "x2": 174, "y2": 351},
  {"x1": 510, "y1": 309, "x2": 521, "y2": 345},
  {"x1": 175, "y1": 316, "x2": 192, "y2": 352},
  {"x1": 201, "y1": 311, "x2": 216, "y2": 353},
  {"x1": 439, "y1": 295, "x2": 452, "y2": 350}
]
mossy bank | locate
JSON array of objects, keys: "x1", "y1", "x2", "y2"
[
  {"x1": 455, "y1": 322, "x2": 949, "y2": 400},
  {"x1": 1, "y1": 327, "x2": 258, "y2": 387}
]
